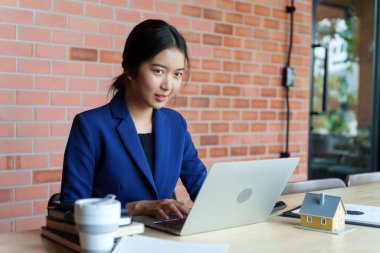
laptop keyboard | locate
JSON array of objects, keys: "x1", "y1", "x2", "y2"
[
  {"x1": 154, "y1": 218, "x2": 186, "y2": 231},
  {"x1": 148, "y1": 201, "x2": 286, "y2": 233}
]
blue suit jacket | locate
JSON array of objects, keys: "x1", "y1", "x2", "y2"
[{"x1": 60, "y1": 92, "x2": 207, "y2": 206}]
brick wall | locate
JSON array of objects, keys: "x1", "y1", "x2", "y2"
[{"x1": 0, "y1": 0, "x2": 312, "y2": 232}]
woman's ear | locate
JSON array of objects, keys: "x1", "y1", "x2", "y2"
[
  {"x1": 126, "y1": 68, "x2": 138, "y2": 81},
  {"x1": 126, "y1": 70, "x2": 136, "y2": 81},
  {"x1": 123, "y1": 69, "x2": 132, "y2": 81}
]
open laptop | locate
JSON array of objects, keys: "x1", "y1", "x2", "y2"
[{"x1": 133, "y1": 157, "x2": 299, "y2": 236}]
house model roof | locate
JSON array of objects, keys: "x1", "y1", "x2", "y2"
[{"x1": 299, "y1": 193, "x2": 344, "y2": 218}]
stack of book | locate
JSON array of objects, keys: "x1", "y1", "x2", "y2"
[{"x1": 41, "y1": 197, "x2": 144, "y2": 252}]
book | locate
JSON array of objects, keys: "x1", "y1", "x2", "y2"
[
  {"x1": 47, "y1": 193, "x2": 131, "y2": 226},
  {"x1": 44, "y1": 193, "x2": 143, "y2": 251},
  {"x1": 47, "y1": 207, "x2": 74, "y2": 223},
  {"x1": 47, "y1": 206, "x2": 132, "y2": 226},
  {"x1": 41, "y1": 226, "x2": 82, "y2": 253},
  {"x1": 46, "y1": 218, "x2": 145, "y2": 238},
  {"x1": 42, "y1": 221, "x2": 144, "y2": 253}
]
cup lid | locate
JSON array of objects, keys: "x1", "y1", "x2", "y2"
[{"x1": 74, "y1": 194, "x2": 121, "y2": 216}]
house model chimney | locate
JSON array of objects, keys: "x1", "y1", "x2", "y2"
[{"x1": 319, "y1": 193, "x2": 325, "y2": 205}]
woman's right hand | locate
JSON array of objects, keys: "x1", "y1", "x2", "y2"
[{"x1": 126, "y1": 199, "x2": 189, "y2": 220}]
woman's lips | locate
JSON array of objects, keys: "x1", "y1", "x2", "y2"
[{"x1": 155, "y1": 94, "x2": 167, "y2": 103}]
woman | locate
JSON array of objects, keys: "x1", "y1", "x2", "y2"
[{"x1": 60, "y1": 19, "x2": 207, "y2": 220}]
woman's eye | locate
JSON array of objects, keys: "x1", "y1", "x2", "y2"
[
  {"x1": 154, "y1": 69, "x2": 164, "y2": 75},
  {"x1": 175, "y1": 72, "x2": 183, "y2": 78}
]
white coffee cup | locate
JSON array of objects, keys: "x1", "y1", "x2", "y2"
[{"x1": 74, "y1": 195, "x2": 121, "y2": 253}]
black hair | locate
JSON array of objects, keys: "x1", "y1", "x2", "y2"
[{"x1": 109, "y1": 19, "x2": 190, "y2": 95}]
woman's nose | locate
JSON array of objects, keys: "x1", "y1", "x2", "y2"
[{"x1": 161, "y1": 76, "x2": 172, "y2": 91}]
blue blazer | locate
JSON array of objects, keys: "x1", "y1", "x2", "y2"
[{"x1": 60, "y1": 92, "x2": 207, "y2": 206}]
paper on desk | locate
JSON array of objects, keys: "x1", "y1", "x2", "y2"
[
  {"x1": 344, "y1": 204, "x2": 380, "y2": 226},
  {"x1": 291, "y1": 204, "x2": 380, "y2": 227},
  {"x1": 112, "y1": 235, "x2": 230, "y2": 253}
]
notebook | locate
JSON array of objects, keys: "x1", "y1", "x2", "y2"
[{"x1": 133, "y1": 157, "x2": 299, "y2": 236}]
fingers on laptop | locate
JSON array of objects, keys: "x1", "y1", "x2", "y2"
[
  {"x1": 125, "y1": 199, "x2": 189, "y2": 220},
  {"x1": 156, "y1": 199, "x2": 189, "y2": 220}
]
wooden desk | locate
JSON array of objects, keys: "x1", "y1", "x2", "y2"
[{"x1": 1, "y1": 183, "x2": 379, "y2": 253}]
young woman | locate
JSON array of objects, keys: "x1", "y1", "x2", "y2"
[{"x1": 60, "y1": 19, "x2": 207, "y2": 220}]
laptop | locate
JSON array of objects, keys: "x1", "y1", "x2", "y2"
[{"x1": 133, "y1": 157, "x2": 299, "y2": 236}]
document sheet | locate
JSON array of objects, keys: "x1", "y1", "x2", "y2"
[{"x1": 113, "y1": 235, "x2": 230, "y2": 253}]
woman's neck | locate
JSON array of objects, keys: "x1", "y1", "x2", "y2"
[{"x1": 124, "y1": 92, "x2": 153, "y2": 134}]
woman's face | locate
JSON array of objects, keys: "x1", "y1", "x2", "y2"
[{"x1": 127, "y1": 47, "x2": 185, "y2": 110}]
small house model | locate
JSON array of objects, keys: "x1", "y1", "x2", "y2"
[{"x1": 299, "y1": 192, "x2": 346, "y2": 232}]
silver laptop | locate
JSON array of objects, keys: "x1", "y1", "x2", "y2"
[{"x1": 133, "y1": 157, "x2": 299, "y2": 236}]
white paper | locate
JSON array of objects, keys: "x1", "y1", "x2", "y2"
[
  {"x1": 344, "y1": 204, "x2": 380, "y2": 225},
  {"x1": 112, "y1": 235, "x2": 230, "y2": 253},
  {"x1": 291, "y1": 203, "x2": 380, "y2": 226}
]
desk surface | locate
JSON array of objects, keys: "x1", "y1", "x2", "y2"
[{"x1": 1, "y1": 183, "x2": 380, "y2": 253}]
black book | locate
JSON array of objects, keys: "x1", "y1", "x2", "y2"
[
  {"x1": 47, "y1": 206, "x2": 132, "y2": 226},
  {"x1": 47, "y1": 193, "x2": 132, "y2": 225},
  {"x1": 47, "y1": 206, "x2": 75, "y2": 223}
]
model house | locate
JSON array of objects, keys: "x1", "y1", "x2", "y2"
[{"x1": 299, "y1": 193, "x2": 346, "y2": 232}]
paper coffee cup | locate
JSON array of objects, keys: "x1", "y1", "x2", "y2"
[{"x1": 74, "y1": 195, "x2": 121, "y2": 253}]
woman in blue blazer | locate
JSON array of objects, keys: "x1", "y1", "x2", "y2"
[{"x1": 60, "y1": 19, "x2": 207, "y2": 220}]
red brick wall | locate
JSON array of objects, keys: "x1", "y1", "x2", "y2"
[{"x1": 0, "y1": 0, "x2": 311, "y2": 232}]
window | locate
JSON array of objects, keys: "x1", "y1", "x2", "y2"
[
  {"x1": 321, "y1": 218, "x2": 326, "y2": 225},
  {"x1": 309, "y1": 0, "x2": 379, "y2": 183},
  {"x1": 307, "y1": 216, "x2": 312, "y2": 223}
]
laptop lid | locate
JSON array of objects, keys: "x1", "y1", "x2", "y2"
[
  {"x1": 180, "y1": 157, "x2": 299, "y2": 235},
  {"x1": 135, "y1": 157, "x2": 299, "y2": 236}
]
